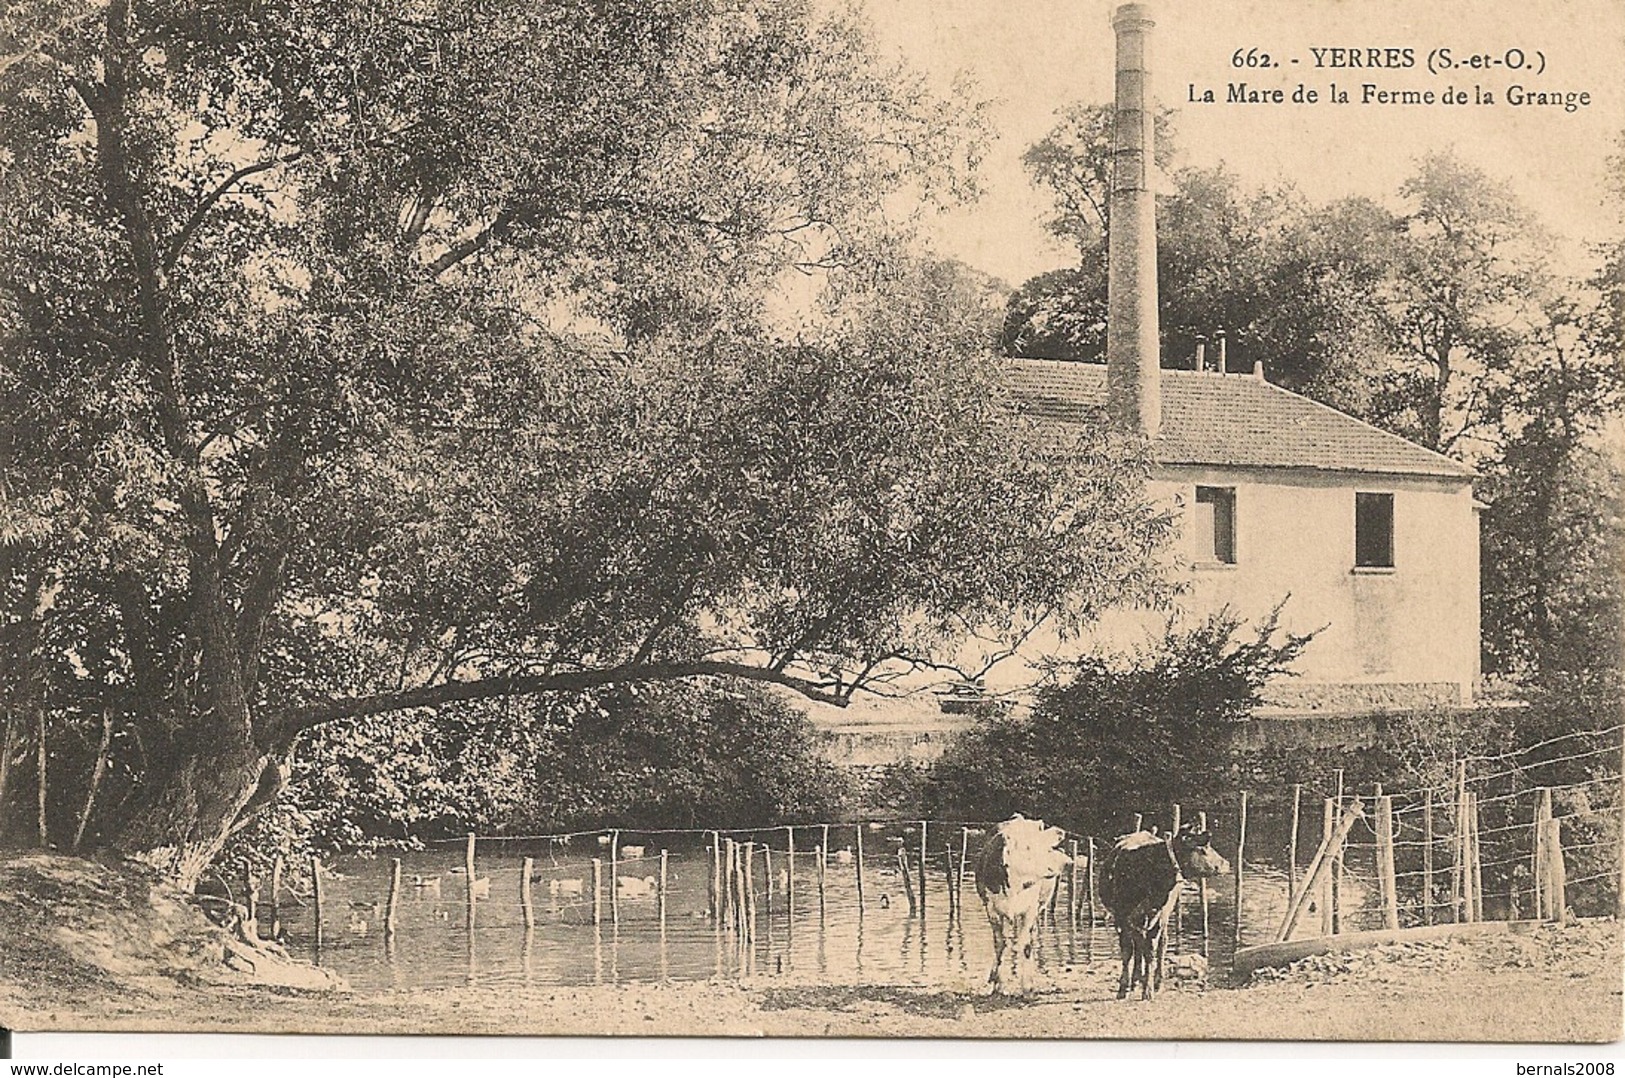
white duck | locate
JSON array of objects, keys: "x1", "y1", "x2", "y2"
[{"x1": 616, "y1": 875, "x2": 658, "y2": 898}]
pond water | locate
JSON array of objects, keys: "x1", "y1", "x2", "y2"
[{"x1": 261, "y1": 827, "x2": 1285, "y2": 993}]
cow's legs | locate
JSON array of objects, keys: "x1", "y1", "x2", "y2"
[
  {"x1": 1115, "y1": 927, "x2": 1133, "y2": 999},
  {"x1": 1152, "y1": 921, "x2": 1168, "y2": 994},
  {"x1": 1016, "y1": 910, "x2": 1037, "y2": 995},
  {"x1": 988, "y1": 915, "x2": 1008, "y2": 993},
  {"x1": 1137, "y1": 930, "x2": 1150, "y2": 1001},
  {"x1": 1142, "y1": 927, "x2": 1162, "y2": 1000}
]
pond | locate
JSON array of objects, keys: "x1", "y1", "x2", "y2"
[{"x1": 261, "y1": 826, "x2": 1274, "y2": 993}]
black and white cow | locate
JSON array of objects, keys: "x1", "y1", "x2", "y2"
[
  {"x1": 1099, "y1": 823, "x2": 1230, "y2": 1001},
  {"x1": 974, "y1": 814, "x2": 1072, "y2": 995}
]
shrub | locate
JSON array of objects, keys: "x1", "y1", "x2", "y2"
[
  {"x1": 925, "y1": 606, "x2": 1312, "y2": 835},
  {"x1": 220, "y1": 678, "x2": 846, "y2": 882}
]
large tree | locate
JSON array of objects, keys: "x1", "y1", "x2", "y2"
[
  {"x1": 0, "y1": 0, "x2": 1171, "y2": 886},
  {"x1": 1003, "y1": 104, "x2": 1395, "y2": 406}
]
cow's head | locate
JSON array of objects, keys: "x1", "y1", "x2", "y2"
[
  {"x1": 996, "y1": 815, "x2": 1069, "y2": 879},
  {"x1": 1172, "y1": 823, "x2": 1231, "y2": 879}
]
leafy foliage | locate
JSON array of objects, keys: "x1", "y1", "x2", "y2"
[
  {"x1": 1004, "y1": 106, "x2": 1397, "y2": 408},
  {"x1": 0, "y1": 0, "x2": 1175, "y2": 881},
  {"x1": 222, "y1": 679, "x2": 845, "y2": 878},
  {"x1": 925, "y1": 608, "x2": 1312, "y2": 835}
]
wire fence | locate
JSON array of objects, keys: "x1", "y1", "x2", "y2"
[{"x1": 241, "y1": 725, "x2": 1621, "y2": 988}]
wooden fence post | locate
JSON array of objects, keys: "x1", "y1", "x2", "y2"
[
  {"x1": 1460, "y1": 781, "x2": 1477, "y2": 924},
  {"x1": 958, "y1": 827, "x2": 971, "y2": 892},
  {"x1": 855, "y1": 823, "x2": 866, "y2": 914},
  {"x1": 658, "y1": 849, "x2": 669, "y2": 926},
  {"x1": 743, "y1": 842, "x2": 758, "y2": 942},
  {"x1": 1171, "y1": 803, "x2": 1183, "y2": 940},
  {"x1": 1534, "y1": 788, "x2": 1552, "y2": 920},
  {"x1": 815, "y1": 843, "x2": 826, "y2": 914},
  {"x1": 917, "y1": 821, "x2": 928, "y2": 921},
  {"x1": 1277, "y1": 801, "x2": 1366, "y2": 941},
  {"x1": 310, "y1": 854, "x2": 324, "y2": 950},
  {"x1": 1068, "y1": 839, "x2": 1081, "y2": 928},
  {"x1": 734, "y1": 840, "x2": 749, "y2": 940},
  {"x1": 710, "y1": 831, "x2": 722, "y2": 923},
  {"x1": 1194, "y1": 809, "x2": 1210, "y2": 953},
  {"x1": 1423, "y1": 789, "x2": 1434, "y2": 925},
  {"x1": 1377, "y1": 794, "x2": 1398, "y2": 930},
  {"x1": 1543, "y1": 815, "x2": 1566, "y2": 924},
  {"x1": 465, "y1": 832, "x2": 477, "y2": 935},
  {"x1": 520, "y1": 856, "x2": 534, "y2": 930},
  {"x1": 245, "y1": 865, "x2": 258, "y2": 926},
  {"x1": 1233, "y1": 791, "x2": 1248, "y2": 952},
  {"x1": 591, "y1": 857, "x2": 603, "y2": 926},
  {"x1": 720, "y1": 840, "x2": 731, "y2": 933},
  {"x1": 820, "y1": 824, "x2": 830, "y2": 915},
  {"x1": 385, "y1": 857, "x2": 402, "y2": 939},
  {"x1": 1320, "y1": 797, "x2": 1334, "y2": 936},
  {"x1": 1618, "y1": 734, "x2": 1625, "y2": 920},
  {"x1": 1331, "y1": 769, "x2": 1344, "y2": 934},
  {"x1": 898, "y1": 847, "x2": 918, "y2": 916},
  {"x1": 1470, "y1": 791, "x2": 1484, "y2": 923},
  {"x1": 763, "y1": 842, "x2": 774, "y2": 914},
  {"x1": 1462, "y1": 757, "x2": 1475, "y2": 930},
  {"x1": 270, "y1": 854, "x2": 284, "y2": 938},
  {"x1": 722, "y1": 839, "x2": 735, "y2": 932},
  {"x1": 1287, "y1": 784, "x2": 1301, "y2": 907},
  {"x1": 1085, "y1": 836, "x2": 1096, "y2": 926},
  {"x1": 785, "y1": 825, "x2": 795, "y2": 921},
  {"x1": 610, "y1": 830, "x2": 620, "y2": 927}
]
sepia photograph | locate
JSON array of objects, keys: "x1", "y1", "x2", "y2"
[{"x1": 0, "y1": 0, "x2": 1621, "y2": 1050}]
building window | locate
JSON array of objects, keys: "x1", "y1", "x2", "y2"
[
  {"x1": 1194, "y1": 486, "x2": 1236, "y2": 564},
  {"x1": 1355, "y1": 492, "x2": 1394, "y2": 568}
]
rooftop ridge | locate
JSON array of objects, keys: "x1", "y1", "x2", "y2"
[{"x1": 1004, "y1": 357, "x2": 1475, "y2": 479}]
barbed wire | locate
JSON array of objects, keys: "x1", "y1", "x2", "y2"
[{"x1": 1464, "y1": 723, "x2": 1624, "y2": 765}]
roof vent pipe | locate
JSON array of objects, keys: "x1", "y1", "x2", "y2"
[
  {"x1": 1194, "y1": 335, "x2": 1207, "y2": 373},
  {"x1": 1216, "y1": 329, "x2": 1227, "y2": 374},
  {"x1": 1253, "y1": 360, "x2": 1266, "y2": 381}
]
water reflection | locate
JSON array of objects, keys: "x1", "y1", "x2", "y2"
[{"x1": 283, "y1": 843, "x2": 1269, "y2": 992}]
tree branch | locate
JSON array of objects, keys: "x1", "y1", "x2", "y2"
[
  {"x1": 424, "y1": 206, "x2": 514, "y2": 277},
  {"x1": 163, "y1": 154, "x2": 300, "y2": 276},
  {"x1": 283, "y1": 659, "x2": 855, "y2": 734}
]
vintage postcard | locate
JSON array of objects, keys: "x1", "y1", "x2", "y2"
[{"x1": 0, "y1": 0, "x2": 1620, "y2": 1048}]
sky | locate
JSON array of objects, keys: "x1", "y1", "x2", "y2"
[{"x1": 857, "y1": 0, "x2": 1625, "y2": 288}]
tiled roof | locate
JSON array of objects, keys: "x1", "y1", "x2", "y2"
[{"x1": 1007, "y1": 358, "x2": 1475, "y2": 479}]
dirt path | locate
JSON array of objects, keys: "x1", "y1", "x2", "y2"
[{"x1": 4, "y1": 922, "x2": 1619, "y2": 1041}]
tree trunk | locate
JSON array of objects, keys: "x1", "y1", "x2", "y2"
[
  {"x1": 35, "y1": 706, "x2": 47, "y2": 846},
  {"x1": 108, "y1": 724, "x2": 288, "y2": 892},
  {"x1": 111, "y1": 747, "x2": 287, "y2": 891},
  {"x1": 0, "y1": 708, "x2": 15, "y2": 844}
]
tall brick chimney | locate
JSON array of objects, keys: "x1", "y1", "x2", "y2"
[{"x1": 1106, "y1": 3, "x2": 1160, "y2": 438}]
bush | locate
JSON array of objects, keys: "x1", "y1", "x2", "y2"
[
  {"x1": 220, "y1": 678, "x2": 846, "y2": 882},
  {"x1": 925, "y1": 607, "x2": 1312, "y2": 835}
]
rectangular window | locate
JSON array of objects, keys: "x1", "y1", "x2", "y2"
[
  {"x1": 1194, "y1": 486, "x2": 1236, "y2": 564},
  {"x1": 1355, "y1": 492, "x2": 1394, "y2": 568}
]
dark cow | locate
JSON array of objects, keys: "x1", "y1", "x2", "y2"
[
  {"x1": 974, "y1": 814, "x2": 1071, "y2": 995},
  {"x1": 1099, "y1": 823, "x2": 1230, "y2": 1001}
]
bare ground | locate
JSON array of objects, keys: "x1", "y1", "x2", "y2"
[
  {"x1": 4, "y1": 918, "x2": 1620, "y2": 1042},
  {"x1": 3, "y1": 852, "x2": 1618, "y2": 1041}
]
